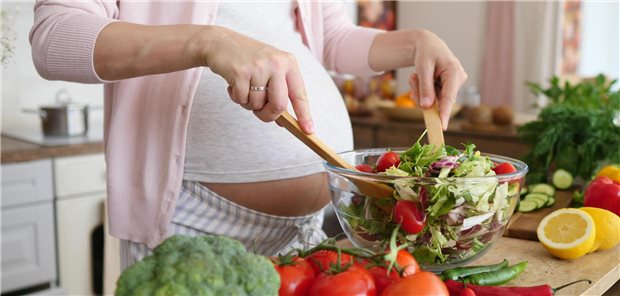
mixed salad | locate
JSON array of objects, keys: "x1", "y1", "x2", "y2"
[{"x1": 339, "y1": 134, "x2": 523, "y2": 265}]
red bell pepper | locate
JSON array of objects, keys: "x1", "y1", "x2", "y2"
[{"x1": 584, "y1": 176, "x2": 620, "y2": 217}]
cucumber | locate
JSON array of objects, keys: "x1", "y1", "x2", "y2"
[
  {"x1": 524, "y1": 193, "x2": 547, "y2": 208},
  {"x1": 520, "y1": 187, "x2": 529, "y2": 196},
  {"x1": 518, "y1": 200, "x2": 539, "y2": 212},
  {"x1": 545, "y1": 197, "x2": 556, "y2": 207},
  {"x1": 552, "y1": 169, "x2": 574, "y2": 190},
  {"x1": 529, "y1": 183, "x2": 556, "y2": 197}
]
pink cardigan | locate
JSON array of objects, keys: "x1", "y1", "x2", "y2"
[{"x1": 30, "y1": 1, "x2": 383, "y2": 248}]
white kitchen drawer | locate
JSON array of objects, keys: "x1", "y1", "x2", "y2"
[
  {"x1": 1, "y1": 203, "x2": 57, "y2": 293},
  {"x1": 54, "y1": 153, "x2": 106, "y2": 199},
  {"x1": 1, "y1": 159, "x2": 54, "y2": 209}
]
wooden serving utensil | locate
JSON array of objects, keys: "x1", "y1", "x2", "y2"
[
  {"x1": 422, "y1": 101, "x2": 445, "y2": 146},
  {"x1": 275, "y1": 112, "x2": 394, "y2": 200}
]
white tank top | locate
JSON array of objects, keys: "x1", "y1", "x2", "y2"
[{"x1": 184, "y1": 1, "x2": 353, "y2": 183}]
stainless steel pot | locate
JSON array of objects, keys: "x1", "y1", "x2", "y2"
[{"x1": 22, "y1": 89, "x2": 98, "y2": 136}]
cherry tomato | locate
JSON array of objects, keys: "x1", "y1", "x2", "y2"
[
  {"x1": 381, "y1": 271, "x2": 449, "y2": 296},
  {"x1": 395, "y1": 249, "x2": 420, "y2": 277},
  {"x1": 273, "y1": 257, "x2": 315, "y2": 296},
  {"x1": 393, "y1": 200, "x2": 426, "y2": 234},
  {"x1": 356, "y1": 164, "x2": 375, "y2": 173},
  {"x1": 376, "y1": 151, "x2": 401, "y2": 173},
  {"x1": 306, "y1": 250, "x2": 353, "y2": 276},
  {"x1": 309, "y1": 264, "x2": 377, "y2": 296},
  {"x1": 367, "y1": 266, "x2": 399, "y2": 295},
  {"x1": 492, "y1": 162, "x2": 517, "y2": 175}
]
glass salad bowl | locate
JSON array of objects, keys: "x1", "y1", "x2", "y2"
[{"x1": 324, "y1": 148, "x2": 528, "y2": 272}]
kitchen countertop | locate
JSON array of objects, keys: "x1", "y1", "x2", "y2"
[
  {"x1": 338, "y1": 237, "x2": 619, "y2": 295},
  {"x1": 472, "y1": 237, "x2": 620, "y2": 296},
  {"x1": 1, "y1": 135, "x2": 104, "y2": 164}
]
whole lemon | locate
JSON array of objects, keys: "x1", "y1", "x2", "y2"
[{"x1": 579, "y1": 207, "x2": 620, "y2": 252}]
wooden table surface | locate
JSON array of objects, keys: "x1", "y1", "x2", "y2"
[{"x1": 471, "y1": 237, "x2": 620, "y2": 296}]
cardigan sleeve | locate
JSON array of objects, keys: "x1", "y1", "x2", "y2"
[
  {"x1": 29, "y1": 0, "x2": 119, "y2": 83},
  {"x1": 320, "y1": 2, "x2": 385, "y2": 77}
]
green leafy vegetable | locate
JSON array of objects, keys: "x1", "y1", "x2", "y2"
[{"x1": 518, "y1": 74, "x2": 620, "y2": 183}]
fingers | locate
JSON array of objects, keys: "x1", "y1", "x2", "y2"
[
  {"x1": 286, "y1": 62, "x2": 314, "y2": 134},
  {"x1": 437, "y1": 72, "x2": 462, "y2": 130},
  {"x1": 246, "y1": 76, "x2": 269, "y2": 110},
  {"x1": 254, "y1": 73, "x2": 288, "y2": 123},
  {"x1": 415, "y1": 63, "x2": 437, "y2": 108},
  {"x1": 409, "y1": 73, "x2": 420, "y2": 104},
  {"x1": 230, "y1": 76, "x2": 250, "y2": 106}
]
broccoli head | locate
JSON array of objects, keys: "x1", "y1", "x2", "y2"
[{"x1": 115, "y1": 235, "x2": 280, "y2": 296}]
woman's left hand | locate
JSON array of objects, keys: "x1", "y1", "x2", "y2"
[
  {"x1": 370, "y1": 29, "x2": 468, "y2": 130},
  {"x1": 406, "y1": 30, "x2": 467, "y2": 130}
]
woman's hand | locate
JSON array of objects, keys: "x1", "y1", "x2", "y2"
[
  {"x1": 407, "y1": 30, "x2": 467, "y2": 130},
  {"x1": 369, "y1": 29, "x2": 468, "y2": 130},
  {"x1": 93, "y1": 23, "x2": 314, "y2": 134},
  {"x1": 203, "y1": 27, "x2": 314, "y2": 134}
]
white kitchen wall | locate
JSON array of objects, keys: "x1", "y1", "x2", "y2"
[
  {"x1": 579, "y1": 1, "x2": 620, "y2": 81},
  {"x1": 1, "y1": 1, "x2": 104, "y2": 133},
  {"x1": 395, "y1": 1, "x2": 487, "y2": 95}
]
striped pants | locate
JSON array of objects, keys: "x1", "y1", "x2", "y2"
[{"x1": 120, "y1": 181, "x2": 327, "y2": 269}]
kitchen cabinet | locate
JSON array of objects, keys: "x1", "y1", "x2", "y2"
[
  {"x1": 53, "y1": 153, "x2": 117, "y2": 296},
  {"x1": 1, "y1": 159, "x2": 57, "y2": 294}
]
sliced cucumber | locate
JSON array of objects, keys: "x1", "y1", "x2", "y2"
[
  {"x1": 529, "y1": 183, "x2": 556, "y2": 197},
  {"x1": 524, "y1": 193, "x2": 548, "y2": 208},
  {"x1": 520, "y1": 187, "x2": 529, "y2": 196},
  {"x1": 545, "y1": 197, "x2": 556, "y2": 207},
  {"x1": 552, "y1": 169, "x2": 574, "y2": 190},
  {"x1": 518, "y1": 200, "x2": 539, "y2": 212}
]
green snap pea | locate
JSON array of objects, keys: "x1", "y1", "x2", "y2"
[
  {"x1": 441, "y1": 259, "x2": 509, "y2": 281},
  {"x1": 465, "y1": 261, "x2": 528, "y2": 286}
]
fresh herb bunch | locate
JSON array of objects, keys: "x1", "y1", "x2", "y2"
[{"x1": 518, "y1": 74, "x2": 620, "y2": 184}]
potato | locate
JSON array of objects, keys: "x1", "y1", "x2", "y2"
[
  {"x1": 467, "y1": 104, "x2": 493, "y2": 124},
  {"x1": 492, "y1": 105, "x2": 514, "y2": 125}
]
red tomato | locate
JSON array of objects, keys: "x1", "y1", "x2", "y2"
[
  {"x1": 376, "y1": 151, "x2": 401, "y2": 173},
  {"x1": 492, "y1": 162, "x2": 517, "y2": 175},
  {"x1": 381, "y1": 271, "x2": 449, "y2": 296},
  {"x1": 306, "y1": 250, "x2": 353, "y2": 276},
  {"x1": 367, "y1": 266, "x2": 399, "y2": 295},
  {"x1": 309, "y1": 264, "x2": 377, "y2": 296},
  {"x1": 395, "y1": 249, "x2": 420, "y2": 277},
  {"x1": 584, "y1": 176, "x2": 620, "y2": 216},
  {"x1": 356, "y1": 164, "x2": 375, "y2": 173},
  {"x1": 393, "y1": 200, "x2": 426, "y2": 234},
  {"x1": 273, "y1": 257, "x2": 315, "y2": 296}
]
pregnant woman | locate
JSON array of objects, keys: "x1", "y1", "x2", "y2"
[{"x1": 30, "y1": 1, "x2": 467, "y2": 268}]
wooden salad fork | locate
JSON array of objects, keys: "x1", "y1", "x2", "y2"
[{"x1": 275, "y1": 112, "x2": 394, "y2": 200}]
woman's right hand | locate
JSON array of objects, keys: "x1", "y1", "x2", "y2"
[{"x1": 201, "y1": 27, "x2": 314, "y2": 134}]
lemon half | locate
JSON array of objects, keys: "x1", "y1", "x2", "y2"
[{"x1": 537, "y1": 208, "x2": 596, "y2": 259}]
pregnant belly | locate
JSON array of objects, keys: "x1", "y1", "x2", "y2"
[{"x1": 201, "y1": 172, "x2": 331, "y2": 217}]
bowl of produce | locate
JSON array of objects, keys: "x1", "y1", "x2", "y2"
[{"x1": 324, "y1": 137, "x2": 527, "y2": 272}]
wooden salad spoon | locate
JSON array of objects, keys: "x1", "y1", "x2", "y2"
[
  {"x1": 422, "y1": 101, "x2": 445, "y2": 146},
  {"x1": 275, "y1": 112, "x2": 394, "y2": 200}
]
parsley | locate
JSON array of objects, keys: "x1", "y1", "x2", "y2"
[{"x1": 518, "y1": 74, "x2": 620, "y2": 183}]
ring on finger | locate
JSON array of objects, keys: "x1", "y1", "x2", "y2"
[{"x1": 250, "y1": 85, "x2": 267, "y2": 91}]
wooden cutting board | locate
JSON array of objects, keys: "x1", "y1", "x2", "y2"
[{"x1": 504, "y1": 190, "x2": 574, "y2": 241}]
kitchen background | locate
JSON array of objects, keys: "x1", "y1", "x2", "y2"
[{"x1": 1, "y1": 1, "x2": 619, "y2": 296}]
